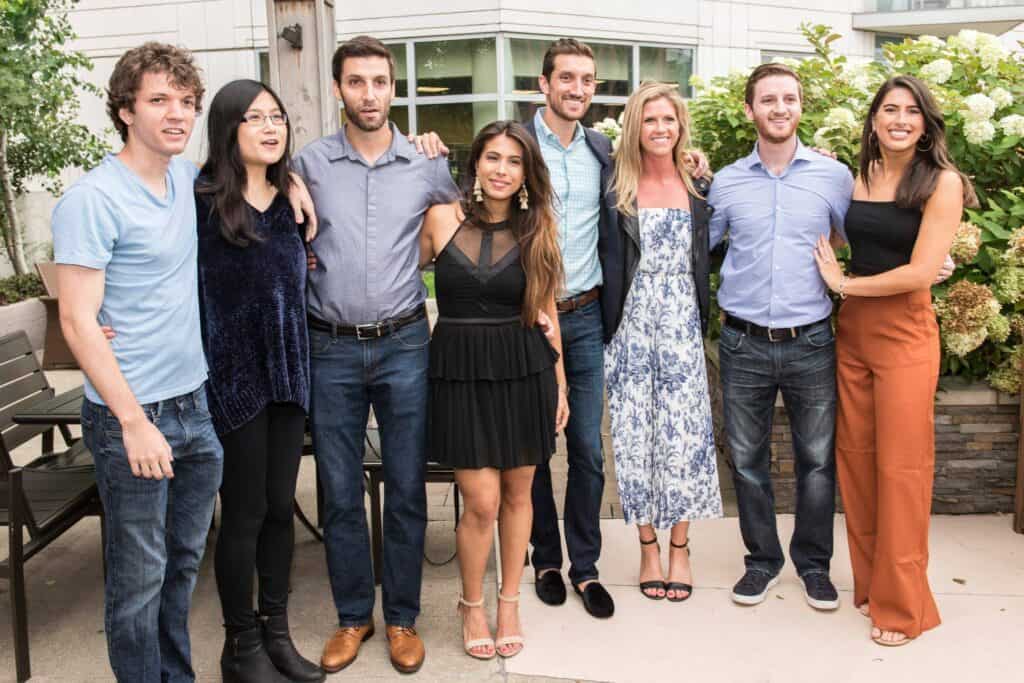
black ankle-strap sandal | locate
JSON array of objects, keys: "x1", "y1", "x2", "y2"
[
  {"x1": 666, "y1": 540, "x2": 693, "y2": 603},
  {"x1": 638, "y1": 536, "x2": 666, "y2": 601}
]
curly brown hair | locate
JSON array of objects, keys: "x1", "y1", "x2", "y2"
[{"x1": 107, "y1": 42, "x2": 205, "y2": 142}]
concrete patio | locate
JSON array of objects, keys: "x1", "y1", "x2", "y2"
[{"x1": 2, "y1": 370, "x2": 1023, "y2": 682}]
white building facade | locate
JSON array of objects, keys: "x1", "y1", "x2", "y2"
[{"x1": 5, "y1": 0, "x2": 1024, "y2": 273}]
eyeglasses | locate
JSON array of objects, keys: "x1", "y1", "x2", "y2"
[{"x1": 241, "y1": 112, "x2": 288, "y2": 127}]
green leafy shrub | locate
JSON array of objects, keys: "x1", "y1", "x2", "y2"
[
  {"x1": 688, "y1": 24, "x2": 1024, "y2": 391},
  {"x1": 0, "y1": 273, "x2": 45, "y2": 305}
]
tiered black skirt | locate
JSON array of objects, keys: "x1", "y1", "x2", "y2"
[{"x1": 429, "y1": 320, "x2": 558, "y2": 470}]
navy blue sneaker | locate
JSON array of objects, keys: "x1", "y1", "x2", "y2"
[
  {"x1": 802, "y1": 573, "x2": 839, "y2": 611},
  {"x1": 731, "y1": 570, "x2": 779, "y2": 606}
]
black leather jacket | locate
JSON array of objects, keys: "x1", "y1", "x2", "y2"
[{"x1": 605, "y1": 177, "x2": 714, "y2": 340}]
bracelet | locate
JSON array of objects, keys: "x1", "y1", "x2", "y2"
[{"x1": 838, "y1": 275, "x2": 848, "y2": 300}]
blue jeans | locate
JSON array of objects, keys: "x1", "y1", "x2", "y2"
[
  {"x1": 530, "y1": 299, "x2": 606, "y2": 585},
  {"x1": 718, "y1": 319, "x2": 836, "y2": 578},
  {"x1": 81, "y1": 385, "x2": 223, "y2": 683},
  {"x1": 309, "y1": 317, "x2": 430, "y2": 627}
]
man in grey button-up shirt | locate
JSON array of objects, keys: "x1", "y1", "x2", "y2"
[
  {"x1": 291, "y1": 36, "x2": 459, "y2": 675},
  {"x1": 294, "y1": 121, "x2": 457, "y2": 324}
]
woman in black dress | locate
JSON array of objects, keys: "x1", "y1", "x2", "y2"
[
  {"x1": 196, "y1": 79, "x2": 323, "y2": 682},
  {"x1": 420, "y1": 121, "x2": 568, "y2": 660}
]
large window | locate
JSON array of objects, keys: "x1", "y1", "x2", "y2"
[{"x1": 264, "y1": 35, "x2": 695, "y2": 174}]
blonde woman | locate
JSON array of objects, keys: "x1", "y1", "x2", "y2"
[{"x1": 604, "y1": 82, "x2": 723, "y2": 603}]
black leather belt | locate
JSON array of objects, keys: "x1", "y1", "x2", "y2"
[
  {"x1": 724, "y1": 314, "x2": 829, "y2": 343},
  {"x1": 308, "y1": 306, "x2": 426, "y2": 340}
]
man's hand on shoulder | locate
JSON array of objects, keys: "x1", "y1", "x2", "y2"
[
  {"x1": 409, "y1": 131, "x2": 449, "y2": 159},
  {"x1": 287, "y1": 173, "x2": 318, "y2": 241},
  {"x1": 809, "y1": 146, "x2": 839, "y2": 161}
]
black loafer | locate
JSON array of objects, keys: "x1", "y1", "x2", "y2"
[
  {"x1": 535, "y1": 570, "x2": 567, "y2": 606},
  {"x1": 573, "y1": 581, "x2": 614, "y2": 619}
]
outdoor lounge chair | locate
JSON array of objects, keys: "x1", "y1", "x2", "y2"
[{"x1": 0, "y1": 330, "x2": 103, "y2": 682}]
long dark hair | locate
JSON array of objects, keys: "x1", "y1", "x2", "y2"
[
  {"x1": 196, "y1": 79, "x2": 293, "y2": 246},
  {"x1": 461, "y1": 121, "x2": 563, "y2": 326},
  {"x1": 859, "y1": 75, "x2": 977, "y2": 210}
]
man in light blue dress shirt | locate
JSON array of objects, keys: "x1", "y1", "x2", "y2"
[
  {"x1": 523, "y1": 39, "x2": 618, "y2": 620},
  {"x1": 708, "y1": 63, "x2": 853, "y2": 612}
]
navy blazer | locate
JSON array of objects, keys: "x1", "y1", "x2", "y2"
[{"x1": 523, "y1": 118, "x2": 622, "y2": 343}]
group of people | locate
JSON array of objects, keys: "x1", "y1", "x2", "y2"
[{"x1": 49, "y1": 30, "x2": 972, "y2": 683}]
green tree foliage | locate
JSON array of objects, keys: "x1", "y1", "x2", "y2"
[{"x1": 0, "y1": 0, "x2": 107, "y2": 274}]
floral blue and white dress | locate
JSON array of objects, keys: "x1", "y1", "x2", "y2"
[{"x1": 605, "y1": 207, "x2": 723, "y2": 528}]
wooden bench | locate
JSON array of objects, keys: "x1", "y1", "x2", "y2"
[
  {"x1": 34, "y1": 262, "x2": 78, "y2": 371},
  {"x1": 0, "y1": 331, "x2": 103, "y2": 682}
]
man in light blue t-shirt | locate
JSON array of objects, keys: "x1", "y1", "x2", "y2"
[{"x1": 51, "y1": 43, "x2": 221, "y2": 683}]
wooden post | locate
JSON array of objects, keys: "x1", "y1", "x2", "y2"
[
  {"x1": 1016, "y1": 380, "x2": 1024, "y2": 533},
  {"x1": 265, "y1": 0, "x2": 338, "y2": 151}
]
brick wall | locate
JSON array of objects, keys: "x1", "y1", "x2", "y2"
[{"x1": 708, "y1": 348, "x2": 1020, "y2": 515}]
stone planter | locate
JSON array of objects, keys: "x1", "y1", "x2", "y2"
[
  {"x1": 0, "y1": 297, "x2": 46, "y2": 351},
  {"x1": 707, "y1": 342, "x2": 1020, "y2": 515}
]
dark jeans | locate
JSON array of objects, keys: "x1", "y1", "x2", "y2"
[
  {"x1": 309, "y1": 317, "x2": 430, "y2": 628},
  {"x1": 81, "y1": 385, "x2": 223, "y2": 683},
  {"x1": 215, "y1": 402, "x2": 306, "y2": 630},
  {"x1": 718, "y1": 319, "x2": 836, "y2": 578},
  {"x1": 530, "y1": 299, "x2": 605, "y2": 585}
]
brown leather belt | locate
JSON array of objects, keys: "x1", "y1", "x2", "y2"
[
  {"x1": 556, "y1": 287, "x2": 599, "y2": 313},
  {"x1": 307, "y1": 306, "x2": 426, "y2": 340}
]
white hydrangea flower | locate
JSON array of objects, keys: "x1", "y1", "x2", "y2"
[
  {"x1": 920, "y1": 59, "x2": 953, "y2": 84},
  {"x1": 963, "y1": 93, "x2": 997, "y2": 121},
  {"x1": 979, "y1": 41, "x2": 1008, "y2": 70},
  {"x1": 976, "y1": 32, "x2": 1005, "y2": 51},
  {"x1": 840, "y1": 63, "x2": 872, "y2": 95},
  {"x1": 706, "y1": 85, "x2": 728, "y2": 96},
  {"x1": 823, "y1": 107, "x2": 856, "y2": 129},
  {"x1": 999, "y1": 114, "x2": 1024, "y2": 137},
  {"x1": 955, "y1": 29, "x2": 980, "y2": 52},
  {"x1": 688, "y1": 74, "x2": 706, "y2": 90},
  {"x1": 990, "y1": 87, "x2": 1013, "y2": 110},
  {"x1": 812, "y1": 127, "x2": 832, "y2": 149},
  {"x1": 918, "y1": 35, "x2": 944, "y2": 48},
  {"x1": 964, "y1": 118, "x2": 996, "y2": 145}
]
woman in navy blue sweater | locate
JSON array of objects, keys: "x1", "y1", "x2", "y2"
[{"x1": 195, "y1": 79, "x2": 322, "y2": 683}]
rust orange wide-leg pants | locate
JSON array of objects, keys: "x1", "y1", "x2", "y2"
[{"x1": 835, "y1": 289, "x2": 941, "y2": 639}]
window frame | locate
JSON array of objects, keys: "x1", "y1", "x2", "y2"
[{"x1": 258, "y1": 33, "x2": 698, "y2": 136}]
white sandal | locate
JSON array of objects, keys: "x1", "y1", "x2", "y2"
[
  {"x1": 457, "y1": 596, "x2": 496, "y2": 660},
  {"x1": 495, "y1": 591, "x2": 525, "y2": 658}
]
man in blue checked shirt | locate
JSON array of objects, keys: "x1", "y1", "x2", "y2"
[{"x1": 522, "y1": 38, "x2": 618, "y2": 620}]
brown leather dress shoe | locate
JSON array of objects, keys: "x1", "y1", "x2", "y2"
[
  {"x1": 386, "y1": 625, "x2": 425, "y2": 674},
  {"x1": 320, "y1": 623, "x2": 374, "y2": 673}
]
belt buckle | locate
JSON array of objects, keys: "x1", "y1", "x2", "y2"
[
  {"x1": 767, "y1": 326, "x2": 776, "y2": 343},
  {"x1": 356, "y1": 322, "x2": 382, "y2": 340}
]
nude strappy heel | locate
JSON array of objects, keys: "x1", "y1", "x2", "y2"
[
  {"x1": 457, "y1": 596, "x2": 495, "y2": 660},
  {"x1": 495, "y1": 591, "x2": 524, "y2": 658}
]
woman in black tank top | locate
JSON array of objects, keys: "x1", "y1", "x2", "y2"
[
  {"x1": 813, "y1": 76, "x2": 977, "y2": 648},
  {"x1": 420, "y1": 121, "x2": 567, "y2": 661}
]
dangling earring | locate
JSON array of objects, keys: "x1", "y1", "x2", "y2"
[
  {"x1": 473, "y1": 176, "x2": 484, "y2": 203},
  {"x1": 518, "y1": 184, "x2": 529, "y2": 210},
  {"x1": 917, "y1": 133, "x2": 934, "y2": 152}
]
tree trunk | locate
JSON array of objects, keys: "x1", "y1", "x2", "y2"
[{"x1": 0, "y1": 129, "x2": 29, "y2": 275}]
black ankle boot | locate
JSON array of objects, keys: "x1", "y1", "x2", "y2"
[
  {"x1": 221, "y1": 625, "x2": 290, "y2": 683},
  {"x1": 262, "y1": 612, "x2": 326, "y2": 682}
]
